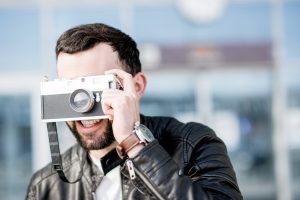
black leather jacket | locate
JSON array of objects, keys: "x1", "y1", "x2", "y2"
[{"x1": 26, "y1": 115, "x2": 243, "y2": 200}]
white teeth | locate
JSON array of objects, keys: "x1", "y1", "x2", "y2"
[{"x1": 81, "y1": 119, "x2": 101, "y2": 128}]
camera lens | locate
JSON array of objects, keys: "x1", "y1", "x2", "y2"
[{"x1": 69, "y1": 89, "x2": 95, "y2": 113}]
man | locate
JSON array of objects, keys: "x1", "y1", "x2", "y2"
[{"x1": 26, "y1": 23, "x2": 243, "y2": 200}]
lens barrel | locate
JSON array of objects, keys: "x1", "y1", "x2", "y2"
[{"x1": 69, "y1": 89, "x2": 95, "y2": 113}]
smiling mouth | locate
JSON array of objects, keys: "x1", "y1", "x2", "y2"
[{"x1": 80, "y1": 119, "x2": 101, "y2": 128}]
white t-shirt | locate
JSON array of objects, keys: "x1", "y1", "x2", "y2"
[{"x1": 89, "y1": 154, "x2": 122, "y2": 200}]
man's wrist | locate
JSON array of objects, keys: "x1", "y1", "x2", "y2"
[
  {"x1": 127, "y1": 143, "x2": 145, "y2": 158},
  {"x1": 116, "y1": 121, "x2": 154, "y2": 159},
  {"x1": 116, "y1": 131, "x2": 144, "y2": 159}
]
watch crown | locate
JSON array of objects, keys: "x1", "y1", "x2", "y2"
[{"x1": 134, "y1": 121, "x2": 141, "y2": 131}]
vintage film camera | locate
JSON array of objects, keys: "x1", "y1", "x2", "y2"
[{"x1": 41, "y1": 74, "x2": 120, "y2": 122}]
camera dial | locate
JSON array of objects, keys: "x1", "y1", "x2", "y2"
[{"x1": 69, "y1": 89, "x2": 95, "y2": 113}]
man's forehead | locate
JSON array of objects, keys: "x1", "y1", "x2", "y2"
[{"x1": 56, "y1": 44, "x2": 123, "y2": 79}]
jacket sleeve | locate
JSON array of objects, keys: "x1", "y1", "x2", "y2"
[
  {"x1": 25, "y1": 170, "x2": 41, "y2": 200},
  {"x1": 130, "y1": 133, "x2": 243, "y2": 200}
]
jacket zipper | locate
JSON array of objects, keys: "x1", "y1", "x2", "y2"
[
  {"x1": 92, "y1": 192, "x2": 96, "y2": 200},
  {"x1": 126, "y1": 160, "x2": 136, "y2": 180},
  {"x1": 126, "y1": 159, "x2": 165, "y2": 200}
]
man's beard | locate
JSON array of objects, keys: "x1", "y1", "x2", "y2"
[{"x1": 66, "y1": 120, "x2": 115, "y2": 150}]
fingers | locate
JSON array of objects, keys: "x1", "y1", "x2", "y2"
[
  {"x1": 101, "y1": 68, "x2": 136, "y2": 120},
  {"x1": 100, "y1": 69, "x2": 141, "y2": 143},
  {"x1": 101, "y1": 87, "x2": 140, "y2": 142},
  {"x1": 104, "y1": 69, "x2": 136, "y2": 94},
  {"x1": 101, "y1": 94, "x2": 113, "y2": 120},
  {"x1": 101, "y1": 89, "x2": 139, "y2": 121},
  {"x1": 101, "y1": 89, "x2": 137, "y2": 110}
]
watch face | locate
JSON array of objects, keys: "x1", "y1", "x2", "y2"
[{"x1": 137, "y1": 124, "x2": 154, "y2": 143}]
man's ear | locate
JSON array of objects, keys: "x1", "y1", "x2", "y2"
[{"x1": 133, "y1": 72, "x2": 147, "y2": 100}]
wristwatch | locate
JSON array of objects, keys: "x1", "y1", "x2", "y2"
[{"x1": 116, "y1": 121, "x2": 154, "y2": 159}]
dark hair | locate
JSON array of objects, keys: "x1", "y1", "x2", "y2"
[{"x1": 56, "y1": 23, "x2": 141, "y2": 75}]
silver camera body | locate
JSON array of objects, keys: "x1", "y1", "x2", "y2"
[{"x1": 41, "y1": 74, "x2": 119, "y2": 122}]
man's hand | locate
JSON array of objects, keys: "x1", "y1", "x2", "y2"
[{"x1": 101, "y1": 69, "x2": 140, "y2": 144}]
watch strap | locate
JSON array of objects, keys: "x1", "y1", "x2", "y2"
[{"x1": 116, "y1": 133, "x2": 144, "y2": 159}]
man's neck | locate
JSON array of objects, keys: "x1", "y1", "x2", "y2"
[{"x1": 89, "y1": 141, "x2": 118, "y2": 159}]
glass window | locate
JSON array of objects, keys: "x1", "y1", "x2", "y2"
[
  {"x1": 0, "y1": 9, "x2": 39, "y2": 70},
  {"x1": 284, "y1": 2, "x2": 300, "y2": 59},
  {"x1": 53, "y1": 6, "x2": 121, "y2": 39},
  {"x1": 134, "y1": 3, "x2": 271, "y2": 43},
  {"x1": 286, "y1": 69, "x2": 300, "y2": 200},
  {"x1": 141, "y1": 69, "x2": 275, "y2": 200},
  {"x1": 210, "y1": 72, "x2": 275, "y2": 200},
  {"x1": 284, "y1": 3, "x2": 300, "y2": 199},
  {"x1": 0, "y1": 95, "x2": 32, "y2": 200}
]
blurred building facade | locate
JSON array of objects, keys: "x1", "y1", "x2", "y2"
[{"x1": 0, "y1": 0, "x2": 299, "y2": 199}]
